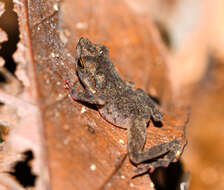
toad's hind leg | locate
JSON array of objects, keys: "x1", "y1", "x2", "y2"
[
  {"x1": 127, "y1": 118, "x2": 177, "y2": 165},
  {"x1": 134, "y1": 139, "x2": 181, "y2": 174}
]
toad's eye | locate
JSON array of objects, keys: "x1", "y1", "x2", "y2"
[{"x1": 77, "y1": 58, "x2": 84, "y2": 69}]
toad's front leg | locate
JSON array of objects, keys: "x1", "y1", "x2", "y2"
[{"x1": 65, "y1": 80, "x2": 105, "y2": 105}]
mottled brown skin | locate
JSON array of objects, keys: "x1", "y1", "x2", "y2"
[{"x1": 66, "y1": 37, "x2": 180, "y2": 171}]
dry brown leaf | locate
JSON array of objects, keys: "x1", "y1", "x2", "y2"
[{"x1": 0, "y1": 0, "x2": 189, "y2": 189}]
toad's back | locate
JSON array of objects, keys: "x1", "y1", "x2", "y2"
[{"x1": 98, "y1": 86, "x2": 157, "y2": 129}]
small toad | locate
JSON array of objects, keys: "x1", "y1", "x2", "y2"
[{"x1": 65, "y1": 37, "x2": 180, "y2": 172}]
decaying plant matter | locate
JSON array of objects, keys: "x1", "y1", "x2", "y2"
[{"x1": 3, "y1": 0, "x2": 224, "y2": 190}]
